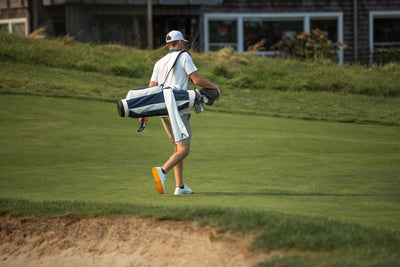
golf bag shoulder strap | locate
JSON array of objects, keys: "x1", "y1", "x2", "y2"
[{"x1": 160, "y1": 50, "x2": 191, "y2": 88}]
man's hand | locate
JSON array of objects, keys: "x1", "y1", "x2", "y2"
[{"x1": 138, "y1": 117, "x2": 148, "y2": 132}]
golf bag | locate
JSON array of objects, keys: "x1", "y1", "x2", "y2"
[
  {"x1": 117, "y1": 86, "x2": 219, "y2": 118},
  {"x1": 117, "y1": 86, "x2": 219, "y2": 142}
]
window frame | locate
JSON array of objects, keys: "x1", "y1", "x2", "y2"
[
  {"x1": 204, "y1": 12, "x2": 344, "y2": 64},
  {"x1": 369, "y1": 11, "x2": 400, "y2": 65},
  {"x1": 0, "y1": 17, "x2": 29, "y2": 36},
  {"x1": 207, "y1": 18, "x2": 239, "y2": 51}
]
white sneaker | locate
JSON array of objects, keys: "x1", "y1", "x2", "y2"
[
  {"x1": 174, "y1": 184, "x2": 192, "y2": 195},
  {"x1": 152, "y1": 167, "x2": 165, "y2": 194}
]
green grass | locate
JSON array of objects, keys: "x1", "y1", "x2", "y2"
[
  {"x1": 1, "y1": 95, "x2": 399, "y2": 230},
  {"x1": 1, "y1": 95, "x2": 399, "y2": 266},
  {"x1": 1, "y1": 32, "x2": 400, "y2": 266}
]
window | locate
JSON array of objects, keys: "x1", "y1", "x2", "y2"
[
  {"x1": 369, "y1": 11, "x2": 400, "y2": 64},
  {"x1": 205, "y1": 13, "x2": 344, "y2": 64},
  {"x1": 0, "y1": 23, "x2": 9, "y2": 32},
  {"x1": 12, "y1": 22, "x2": 26, "y2": 36},
  {"x1": 374, "y1": 18, "x2": 400, "y2": 44},
  {"x1": 0, "y1": 18, "x2": 28, "y2": 36},
  {"x1": 244, "y1": 19, "x2": 303, "y2": 51},
  {"x1": 208, "y1": 19, "x2": 237, "y2": 51}
]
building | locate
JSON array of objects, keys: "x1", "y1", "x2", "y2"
[{"x1": 1, "y1": 0, "x2": 399, "y2": 64}]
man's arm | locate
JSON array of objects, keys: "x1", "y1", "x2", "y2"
[
  {"x1": 189, "y1": 71, "x2": 220, "y2": 99},
  {"x1": 149, "y1": 81, "x2": 158, "y2": 87}
]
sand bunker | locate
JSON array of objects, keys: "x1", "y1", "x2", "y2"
[{"x1": 0, "y1": 215, "x2": 266, "y2": 267}]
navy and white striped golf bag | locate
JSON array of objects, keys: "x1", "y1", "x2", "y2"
[
  {"x1": 117, "y1": 86, "x2": 219, "y2": 118},
  {"x1": 117, "y1": 86, "x2": 220, "y2": 140}
]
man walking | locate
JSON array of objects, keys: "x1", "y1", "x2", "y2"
[{"x1": 147, "y1": 30, "x2": 220, "y2": 195}]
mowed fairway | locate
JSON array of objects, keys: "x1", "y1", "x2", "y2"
[{"x1": 1, "y1": 94, "x2": 399, "y2": 232}]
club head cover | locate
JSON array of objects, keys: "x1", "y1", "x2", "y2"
[{"x1": 199, "y1": 88, "x2": 220, "y2": 106}]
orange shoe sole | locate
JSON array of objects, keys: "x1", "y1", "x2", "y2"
[{"x1": 152, "y1": 167, "x2": 164, "y2": 194}]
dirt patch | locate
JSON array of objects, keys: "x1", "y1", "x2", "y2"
[{"x1": 0, "y1": 215, "x2": 267, "y2": 267}]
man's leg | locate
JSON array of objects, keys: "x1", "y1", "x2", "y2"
[
  {"x1": 174, "y1": 161, "x2": 184, "y2": 188},
  {"x1": 162, "y1": 144, "x2": 190, "y2": 187},
  {"x1": 155, "y1": 115, "x2": 191, "y2": 193}
]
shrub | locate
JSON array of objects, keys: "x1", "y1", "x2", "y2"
[
  {"x1": 271, "y1": 29, "x2": 347, "y2": 62},
  {"x1": 373, "y1": 46, "x2": 400, "y2": 65}
]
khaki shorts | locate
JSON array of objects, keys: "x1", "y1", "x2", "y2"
[{"x1": 161, "y1": 114, "x2": 192, "y2": 146}]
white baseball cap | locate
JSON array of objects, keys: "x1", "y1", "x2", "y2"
[{"x1": 166, "y1": 30, "x2": 188, "y2": 43}]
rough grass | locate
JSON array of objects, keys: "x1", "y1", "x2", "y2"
[
  {"x1": 1, "y1": 31, "x2": 400, "y2": 127},
  {"x1": 1, "y1": 31, "x2": 400, "y2": 97}
]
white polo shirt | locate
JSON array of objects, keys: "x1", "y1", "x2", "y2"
[
  {"x1": 150, "y1": 50, "x2": 197, "y2": 115},
  {"x1": 150, "y1": 50, "x2": 197, "y2": 91}
]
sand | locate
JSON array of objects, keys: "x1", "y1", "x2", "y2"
[{"x1": 0, "y1": 215, "x2": 267, "y2": 267}]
